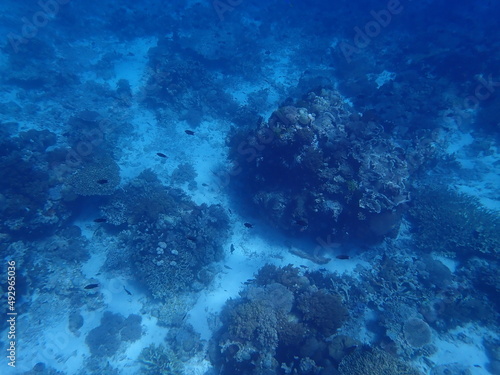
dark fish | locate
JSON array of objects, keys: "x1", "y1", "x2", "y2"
[
  {"x1": 84, "y1": 283, "x2": 99, "y2": 289},
  {"x1": 202, "y1": 183, "x2": 208, "y2": 186},
  {"x1": 156, "y1": 152, "x2": 168, "y2": 158},
  {"x1": 184, "y1": 130, "x2": 195, "y2": 135},
  {"x1": 336, "y1": 255, "x2": 350, "y2": 260},
  {"x1": 93, "y1": 218, "x2": 107, "y2": 223},
  {"x1": 127, "y1": 52, "x2": 135, "y2": 56},
  {"x1": 244, "y1": 222, "x2": 253, "y2": 228},
  {"x1": 186, "y1": 235, "x2": 197, "y2": 242},
  {"x1": 473, "y1": 365, "x2": 481, "y2": 368},
  {"x1": 230, "y1": 244, "x2": 235, "y2": 254},
  {"x1": 123, "y1": 286, "x2": 132, "y2": 295},
  {"x1": 224, "y1": 265, "x2": 232, "y2": 270},
  {"x1": 300, "y1": 265, "x2": 308, "y2": 268},
  {"x1": 96, "y1": 179, "x2": 108, "y2": 184}
]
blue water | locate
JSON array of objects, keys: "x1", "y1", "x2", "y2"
[{"x1": 0, "y1": 1, "x2": 499, "y2": 374}]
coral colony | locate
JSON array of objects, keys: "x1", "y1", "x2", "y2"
[{"x1": 0, "y1": 1, "x2": 499, "y2": 375}]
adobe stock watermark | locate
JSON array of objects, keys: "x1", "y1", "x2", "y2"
[
  {"x1": 445, "y1": 73, "x2": 500, "y2": 129},
  {"x1": 212, "y1": 0, "x2": 243, "y2": 21},
  {"x1": 212, "y1": 0, "x2": 292, "y2": 22},
  {"x1": 34, "y1": 278, "x2": 125, "y2": 369},
  {"x1": 7, "y1": 0, "x2": 72, "y2": 54},
  {"x1": 52, "y1": 111, "x2": 126, "y2": 183},
  {"x1": 213, "y1": 125, "x2": 275, "y2": 189},
  {"x1": 339, "y1": 0, "x2": 408, "y2": 63}
]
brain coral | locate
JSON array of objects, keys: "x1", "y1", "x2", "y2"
[{"x1": 403, "y1": 318, "x2": 432, "y2": 348}]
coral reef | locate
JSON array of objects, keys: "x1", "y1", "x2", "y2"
[
  {"x1": 85, "y1": 311, "x2": 142, "y2": 357},
  {"x1": 170, "y1": 162, "x2": 197, "y2": 189},
  {"x1": 139, "y1": 344, "x2": 181, "y2": 375},
  {"x1": 338, "y1": 347, "x2": 422, "y2": 375},
  {"x1": 403, "y1": 318, "x2": 432, "y2": 348},
  {"x1": 227, "y1": 89, "x2": 437, "y2": 243},
  {"x1": 0, "y1": 130, "x2": 71, "y2": 238},
  {"x1": 212, "y1": 265, "x2": 350, "y2": 375},
  {"x1": 166, "y1": 324, "x2": 203, "y2": 361},
  {"x1": 408, "y1": 187, "x2": 500, "y2": 259},
  {"x1": 296, "y1": 290, "x2": 348, "y2": 337},
  {"x1": 85, "y1": 312, "x2": 123, "y2": 357},
  {"x1": 101, "y1": 170, "x2": 230, "y2": 299},
  {"x1": 66, "y1": 155, "x2": 120, "y2": 196}
]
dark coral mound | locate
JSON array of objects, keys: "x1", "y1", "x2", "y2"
[
  {"x1": 228, "y1": 89, "x2": 436, "y2": 242},
  {"x1": 211, "y1": 264, "x2": 350, "y2": 375},
  {"x1": 0, "y1": 129, "x2": 71, "y2": 239},
  {"x1": 85, "y1": 312, "x2": 142, "y2": 357}
]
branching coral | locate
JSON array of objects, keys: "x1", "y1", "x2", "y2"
[
  {"x1": 139, "y1": 344, "x2": 181, "y2": 375},
  {"x1": 338, "y1": 347, "x2": 422, "y2": 375},
  {"x1": 409, "y1": 187, "x2": 500, "y2": 259},
  {"x1": 66, "y1": 155, "x2": 120, "y2": 196},
  {"x1": 101, "y1": 170, "x2": 229, "y2": 299}
]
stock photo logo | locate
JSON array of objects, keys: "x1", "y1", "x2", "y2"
[{"x1": 7, "y1": 0, "x2": 71, "y2": 53}]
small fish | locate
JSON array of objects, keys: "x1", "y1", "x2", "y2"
[
  {"x1": 156, "y1": 152, "x2": 168, "y2": 158},
  {"x1": 186, "y1": 235, "x2": 197, "y2": 242},
  {"x1": 230, "y1": 244, "x2": 235, "y2": 254},
  {"x1": 202, "y1": 183, "x2": 208, "y2": 186},
  {"x1": 123, "y1": 286, "x2": 132, "y2": 295},
  {"x1": 336, "y1": 255, "x2": 350, "y2": 260},
  {"x1": 96, "y1": 179, "x2": 108, "y2": 184},
  {"x1": 224, "y1": 265, "x2": 232, "y2": 270},
  {"x1": 244, "y1": 222, "x2": 253, "y2": 228},
  {"x1": 93, "y1": 218, "x2": 107, "y2": 223},
  {"x1": 84, "y1": 283, "x2": 99, "y2": 289},
  {"x1": 184, "y1": 130, "x2": 195, "y2": 135},
  {"x1": 300, "y1": 265, "x2": 308, "y2": 268},
  {"x1": 473, "y1": 365, "x2": 482, "y2": 368}
]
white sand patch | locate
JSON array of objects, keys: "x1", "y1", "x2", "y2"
[
  {"x1": 112, "y1": 37, "x2": 158, "y2": 94},
  {"x1": 424, "y1": 324, "x2": 494, "y2": 375}
]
